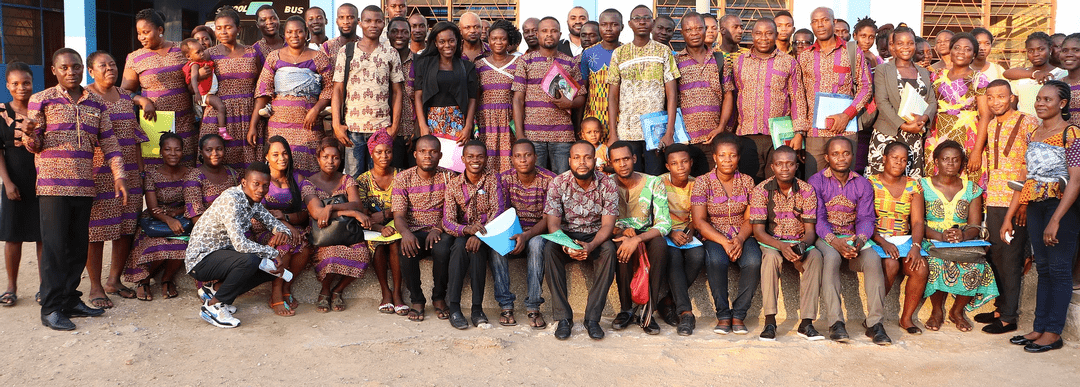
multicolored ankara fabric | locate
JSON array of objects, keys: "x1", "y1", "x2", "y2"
[
  {"x1": 732, "y1": 50, "x2": 804, "y2": 136},
  {"x1": 24, "y1": 85, "x2": 124, "y2": 197},
  {"x1": 808, "y1": 168, "x2": 875, "y2": 242},
  {"x1": 367, "y1": 128, "x2": 393, "y2": 155},
  {"x1": 125, "y1": 42, "x2": 196, "y2": 165},
  {"x1": 580, "y1": 44, "x2": 617, "y2": 130},
  {"x1": 399, "y1": 55, "x2": 418, "y2": 138},
  {"x1": 614, "y1": 172, "x2": 671, "y2": 235},
  {"x1": 660, "y1": 173, "x2": 695, "y2": 231},
  {"x1": 920, "y1": 177, "x2": 997, "y2": 310},
  {"x1": 607, "y1": 40, "x2": 681, "y2": 141},
  {"x1": 543, "y1": 170, "x2": 620, "y2": 234},
  {"x1": 511, "y1": 50, "x2": 581, "y2": 143},
  {"x1": 674, "y1": 50, "x2": 734, "y2": 144},
  {"x1": 499, "y1": 167, "x2": 557, "y2": 230},
  {"x1": 868, "y1": 174, "x2": 922, "y2": 237},
  {"x1": 794, "y1": 37, "x2": 873, "y2": 136},
  {"x1": 300, "y1": 175, "x2": 371, "y2": 280},
  {"x1": 332, "y1": 41, "x2": 404, "y2": 133},
  {"x1": 88, "y1": 87, "x2": 146, "y2": 241},
  {"x1": 748, "y1": 177, "x2": 818, "y2": 241},
  {"x1": 690, "y1": 171, "x2": 755, "y2": 239},
  {"x1": 184, "y1": 185, "x2": 292, "y2": 272},
  {"x1": 201, "y1": 44, "x2": 262, "y2": 169},
  {"x1": 475, "y1": 56, "x2": 519, "y2": 173},
  {"x1": 391, "y1": 166, "x2": 456, "y2": 232},
  {"x1": 443, "y1": 172, "x2": 509, "y2": 238},
  {"x1": 985, "y1": 111, "x2": 1037, "y2": 208},
  {"x1": 183, "y1": 166, "x2": 239, "y2": 219},
  {"x1": 1019, "y1": 126, "x2": 1080, "y2": 203},
  {"x1": 925, "y1": 68, "x2": 989, "y2": 179}
]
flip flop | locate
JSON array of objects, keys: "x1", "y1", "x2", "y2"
[
  {"x1": 408, "y1": 307, "x2": 425, "y2": 322},
  {"x1": 434, "y1": 306, "x2": 450, "y2": 320},
  {"x1": 90, "y1": 296, "x2": 113, "y2": 309},
  {"x1": 0, "y1": 292, "x2": 16, "y2": 307},
  {"x1": 161, "y1": 281, "x2": 178, "y2": 299},
  {"x1": 270, "y1": 301, "x2": 293, "y2": 316},
  {"x1": 135, "y1": 283, "x2": 152, "y2": 301},
  {"x1": 394, "y1": 304, "x2": 409, "y2": 316},
  {"x1": 378, "y1": 302, "x2": 395, "y2": 314},
  {"x1": 107, "y1": 286, "x2": 137, "y2": 299}
]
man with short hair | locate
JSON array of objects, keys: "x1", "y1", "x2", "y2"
[
  {"x1": 834, "y1": 19, "x2": 851, "y2": 42},
  {"x1": 443, "y1": 141, "x2": 512, "y2": 329},
  {"x1": 607, "y1": 5, "x2": 680, "y2": 175},
  {"x1": 733, "y1": 17, "x2": 804, "y2": 181},
  {"x1": 559, "y1": 6, "x2": 590, "y2": 56},
  {"x1": 703, "y1": 13, "x2": 719, "y2": 50},
  {"x1": 385, "y1": 0, "x2": 407, "y2": 19},
  {"x1": 408, "y1": 13, "x2": 429, "y2": 54},
  {"x1": 578, "y1": 21, "x2": 600, "y2": 50},
  {"x1": 481, "y1": 19, "x2": 492, "y2": 43},
  {"x1": 794, "y1": 7, "x2": 872, "y2": 176},
  {"x1": 459, "y1": 12, "x2": 490, "y2": 61},
  {"x1": 808, "y1": 137, "x2": 891, "y2": 345},
  {"x1": 393, "y1": 135, "x2": 457, "y2": 322},
  {"x1": 543, "y1": 141, "x2": 618, "y2": 340},
  {"x1": 580, "y1": 9, "x2": 623, "y2": 134},
  {"x1": 652, "y1": 15, "x2": 675, "y2": 48},
  {"x1": 676, "y1": 12, "x2": 733, "y2": 177},
  {"x1": 306, "y1": 7, "x2": 329, "y2": 49},
  {"x1": 388, "y1": 16, "x2": 418, "y2": 168},
  {"x1": 773, "y1": 10, "x2": 795, "y2": 55},
  {"x1": 322, "y1": 4, "x2": 360, "y2": 59},
  {"x1": 512, "y1": 17, "x2": 584, "y2": 174},
  {"x1": 716, "y1": 14, "x2": 748, "y2": 64},
  {"x1": 185, "y1": 163, "x2": 291, "y2": 328},
  {"x1": 749, "y1": 146, "x2": 824, "y2": 341},
  {"x1": 930, "y1": 29, "x2": 954, "y2": 72},
  {"x1": 331, "y1": 5, "x2": 404, "y2": 178},
  {"x1": 501, "y1": 139, "x2": 557, "y2": 329},
  {"x1": 27, "y1": 49, "x2": 129, "y2": 331},
  {"x1": 792, "y1": 28, "x2": 815, "y2": 55},
  {"x1": 521, "y1": 17, "x2": 541, "y2": 54}
]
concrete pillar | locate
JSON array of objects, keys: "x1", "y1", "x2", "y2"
[{"x1": 696, "y1": 0, "x2": 709, "y2": 14}]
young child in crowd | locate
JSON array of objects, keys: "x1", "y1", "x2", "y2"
[
  {"x1": 181, "y1": 38, "x2": 232, "y2": 140},
  {"x1": 580, "y1": 117, "x2": 611, "y2": 173}
]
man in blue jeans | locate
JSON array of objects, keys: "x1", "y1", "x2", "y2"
[{"x1": 502, "y1": 139, "x2": 557, "y2": 329}]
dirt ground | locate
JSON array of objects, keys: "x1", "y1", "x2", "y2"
[{"x1": 1, "y1": 248, "x2": 1078, "y2": 386}]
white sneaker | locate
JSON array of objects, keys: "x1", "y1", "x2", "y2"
[
  {"x1": 200, "y1": 300, "x2": 240, "y2": 328},
  {"x1": 198, "y1": 285, "x2": 236, "y2": 313}
]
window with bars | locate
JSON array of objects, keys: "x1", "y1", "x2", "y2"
[
  {"x1": 392, "y1": 0, "x2": 519, "y2": 26},
  {"x1": 654, "y1": 0, "x2": 790, "y2": 50},
  {"x1": 1, "y1": 0, "x2": 64, "y2": 67},
  {"x1": 922, "y1": 0, "x2": 1055, "y2": 68}
]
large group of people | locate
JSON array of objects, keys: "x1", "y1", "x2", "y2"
[{"x1": 1, "y1": 1, "x2": 1078, "y2": 354}]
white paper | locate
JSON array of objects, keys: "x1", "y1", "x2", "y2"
[
  {"x1": 436, "y1": 136, "x2": 465, "y2": 173},
  {"x1": 897, "y1": 83, "x2": 929, "y2": 122}
]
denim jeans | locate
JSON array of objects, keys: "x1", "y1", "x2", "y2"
[
  {"x1": 520, "y1": 236, "x2": 547, "y2": 311},
  {"x1": 702, "y1": 238, "x2": 762, "y2": 320},
  {"x1": 1026, "y1": 199, "x2": 1079, "y2": 334},
  {"x1": 534, "y1": 141, "x2": 572, "y2": 174},
  {"x1": 668, "y1": 245, "x2": 707, "y2": 314},
  {"x1": 488, "y1": 247, "x2": 516, "y2": 309},
  {"x1": 345, "y1": 131, "x2": 373, "y2": 178}
]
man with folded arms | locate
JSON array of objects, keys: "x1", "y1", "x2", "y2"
[
  {"x1": 749, "y1": 146, "x2": 823, "y2": 341},
  {"x1": 543, "y1": 141, "x2": 618, "y2": 340},
  {"x1": 808, "y1": 137, "x2": 891, "y2": 345},
  {"x1": 502, "y1": 139, "x2": 557, "y2": 329}
]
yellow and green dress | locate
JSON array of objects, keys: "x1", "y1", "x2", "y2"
[
  {"x1": 919, "y1": 177, "x2": 998, "y2": 310},
  {"x1": 926, "y1": 69, "x2": 989, "y2": 182}
]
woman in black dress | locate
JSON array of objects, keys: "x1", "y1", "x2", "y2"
[{"x1": 0, "y1": 62, "x2": 41, "y2": 307}]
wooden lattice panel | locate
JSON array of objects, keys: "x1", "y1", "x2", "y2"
[
  {"x1": 392, "y1": 0, "x2": 518, "y2": 25},
  {"x1": 654, "y1": 0, "x2": 790, "y2": 50},
  {"x1": 922, "y1": 0, "x2": 1055, "y2": 68}
]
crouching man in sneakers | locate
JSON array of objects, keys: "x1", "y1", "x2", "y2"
[{"x1": 184, "y1": 162, "x2": 293, "y2": 328}]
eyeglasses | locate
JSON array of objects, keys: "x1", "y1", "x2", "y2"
[
  {"x1": 794, "y1": 40, "x2": 813, "y2": 45},
  {"x1": 629, "y1": 15, "x2": 652, "y2": 22}
]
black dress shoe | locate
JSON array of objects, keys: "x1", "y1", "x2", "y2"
[
  {"x1": 759, "y1": 324, "x2": 777, "y2": 341},
  {"x1": 449, "y1": 312, "x2": 470, "y2": 330},
  {"x1": 585, "y1": 319, "x2": 604, "y2": 340},
  {"x1": 865, "y1": 322, "x2": 893, "y2": 346},
  {"x1": 830, "y1": 321, "x2": 850, "y2": 342},
  {"x1": 660, "y1": 305, "x2": 679, "y2": 327},
  {"x1": 642, "y1": 318, "x2": 660, "y2": 335},
  {"x1": 611, "y1": 311, "x2": 632, "y2": 330},
  {"x1": 1010, "y1": 335, "x2": 1034, "y2": 345},
  {"x1": 471, "y1": 310, "x2": 489, "y2": 326},
  {"x1": 41, "y1": 311, "x2": 76, "y2": 331},
  {"x1": 676, "y1": 313, "x2": 695, "y2": 336},
  {"x1": 973, "y1": 312, "x2": 998, "y2": 324},
  {"x1": 1024, "y1": 339, "x2": 1064, "y2": 353},
  {"x1": 555, "y1": 319, "x2": 573, "y2": 340},
  {"x1": 982, "y1": 320, "x2": 1018, "y2": 334},
  {"x1": 62, "y1": 301, "x2": 105, "y2": 318}
]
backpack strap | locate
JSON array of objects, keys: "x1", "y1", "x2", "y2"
[
  {"x1": 1000, "y1": 113, "x2": 1026, "y2": 161},
  {"x1": 712, "y1": 52, "x2": 726, "y2": 86},
  {"x1": 340, "y1": 41, "x2": 356, "y2": 125}
]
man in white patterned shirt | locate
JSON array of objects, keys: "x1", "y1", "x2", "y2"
[{"x1": 185, "y1": 163, "x2": 292, "y2": 328}]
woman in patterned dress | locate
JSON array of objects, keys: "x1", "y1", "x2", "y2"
[
  {"x1": 474, "y1": 20, "x2": 521, "y2": 173},
  {"x1": 202, "y1": 7, "x2": 262, "y2": 169},
  {"x1": 867, "y1": 27, "x2": 936, "y2": 179},
  {"x1": 183, "y1": 134, "x2": 239, "y2": 225},
  {"x1": 926, "y1": 33, "x2": 990, "y2": 181},
  {"x1": 84, "y1": 51, "x2": 154, "y2": 306},
  {"x1": 920, "y1": 140, "x2": 998, "y2": 332},
  {"x1": 257, "y1": 136, "x2": 312, "y2": 316},
  {"x1": 120, "y1": 9, "x2": 196, "y2": 165},
  {"x1": 250, "y1": 16, "x2": 332, "y2": 178},
  {"x1": 302, "y1": 137, "x2": 374, "y2": 312},
  {"x1": 414, "y1": 22, "x2": 478, "y2": 145},
  {"x1": 868, "y1": 141, "x2": 929, "y2": 334},
  {"x1": 357, "y1": 131, "x2": 404, "y2": 315},
  {"x1": 0, "y1": 63, "x2": 41, "y2": 306},
  {"x1": 126, "y1": 133, "x2": 189, "y2": 301}
]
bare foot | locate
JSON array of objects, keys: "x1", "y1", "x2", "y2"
[
  {"x1": 948, "y1": 309, "x2": 972, "y2": 332},
  {"x1": 925, "y1": 311, "x2": 944, "y2": 331}
]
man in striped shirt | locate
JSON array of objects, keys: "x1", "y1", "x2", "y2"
[
  {"x1": 500, "y1": 139, "x2": 556, "y2": 329},
  {"x1": 24, "y1": 49, "x2": 128, "y2": 331},
  {"x1": 674, "y1": 11, "x2": 733, "y2": 177}
]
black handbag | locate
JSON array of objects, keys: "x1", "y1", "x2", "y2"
[
  {"x1": 310, "y1": 194, "x2": 366, "y2": 247},
  {"x1": 140, "y1": 215, "x2": 194, "y2": 237}
]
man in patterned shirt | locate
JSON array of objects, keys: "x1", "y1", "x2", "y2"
[
  {"x1": 675, "y1": 11, "x2": 733, "y2": 177},
  {"x1": 748, "y1": 146, "x2": 824, "y2": 341},
  {"x1": 501, "y1": 139, "x2": 557, "y2": 329},
  {"x1": 388, "y1": 16, "x2": 417, "y2": 168},
  {"x1": 305, "y1": 7, "x2": 329, "y2": 51},
  {"x1": 512, "y1": 17, "x2": 584, "y2": 174},
  {"x1": 392, "y1": 135, "x2": 457, "y2": 321},
  {"x1": 607, "y1": 141, "x2": 670, "y2": 335},
  {"x1": 607, "y1": 5, "x2": 680, "y2": 175},
  {"x1": 25, "y1": 49, "x2": 129, "y2": 331},
  {"x1": 321, "y1": 4, "x2": 360, "y2": 60},
  {"x1": 733, "y1": 18, "x2": 804, "y2": 181},
  {"x1": 331, "y1": 5, "x2": 404, "y2": 178},
  {"x1": 807, "y1": 137, "x2": 890, "y2": 345},
  {"x1": 795, "y1": 7, "x2": 873, "y2": 176},
  {"x1": 443, "y1": 141, "x2": 511, "y2": 329},
  {"x1": 578, "y1": 9, "x2": 623, "y2": 133},
  {"x1": 543, "y1": 141, "x2": 618, "y2": 340},
  {"x1": 185, "y1": 164, "x2": 292, "y2": 328}
]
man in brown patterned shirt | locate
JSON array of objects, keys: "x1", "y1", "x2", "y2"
[
  {"x1": 388, "y1": 15, "x2": 417, "y2": 168},
  {"x1": 392, "y1": 135, "x2": 457, "y2": 321},
  {"x1": 543, "y1": 141, "x2": 618, "y2": 340}
]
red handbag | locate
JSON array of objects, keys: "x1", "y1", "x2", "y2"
[{"x1": 630, "y1": 243, "x2": 650, "y2": 305}]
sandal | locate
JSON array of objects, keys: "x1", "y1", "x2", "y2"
[
  {"x1": 0, "y1": 292, "x2": 16, "y2": 307},
  {"x1": 378, "y1": 302, "x2": 395, "y2": 314},
  {"x1": 434, "y1": 306, "x2": 450, "y2": 320},
  {"x1": 394, "y1": 304, "x2": 409, "y2": 316},
  {"x1": 315, "y1": 294, "x2": 331, "y2": 313},
  {"x1": 161, "y1": 281, "x2": 178, "y2": 299},
  {"x1": 270, "y1": 301, "x2": 293, "y2": 316},
  {"x1": 527, "y1": 311, "x2": 547, "y2": 329},
  {"x1": 107, "y1": 286, "x2": 137, "y2": 299},
  {"x1": 135, "y1": 282, "x2": 152, "y2": 301},
  {"x1": 283, "y1": 293, "x2": 297, "y2": 309},
  {"x1": 331, "y1": 292, "x2": 346, "y2": 312},
  {"x1": 90, "y1": 296, "x2": 113, "y2": 309},
  {"x1": 408, "y1": 306, "x2": 425, "y2": 322},
  {"x1": 499, "y1": 309, "x2": 517, "y2": 326}
]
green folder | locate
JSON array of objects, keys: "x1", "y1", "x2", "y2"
[
  {"x1": 768, "y1": 116, "x2": 794, "y2": 148},
  {"x1": 541, "y1": 230, "x2": 584, "y2": 250}
]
